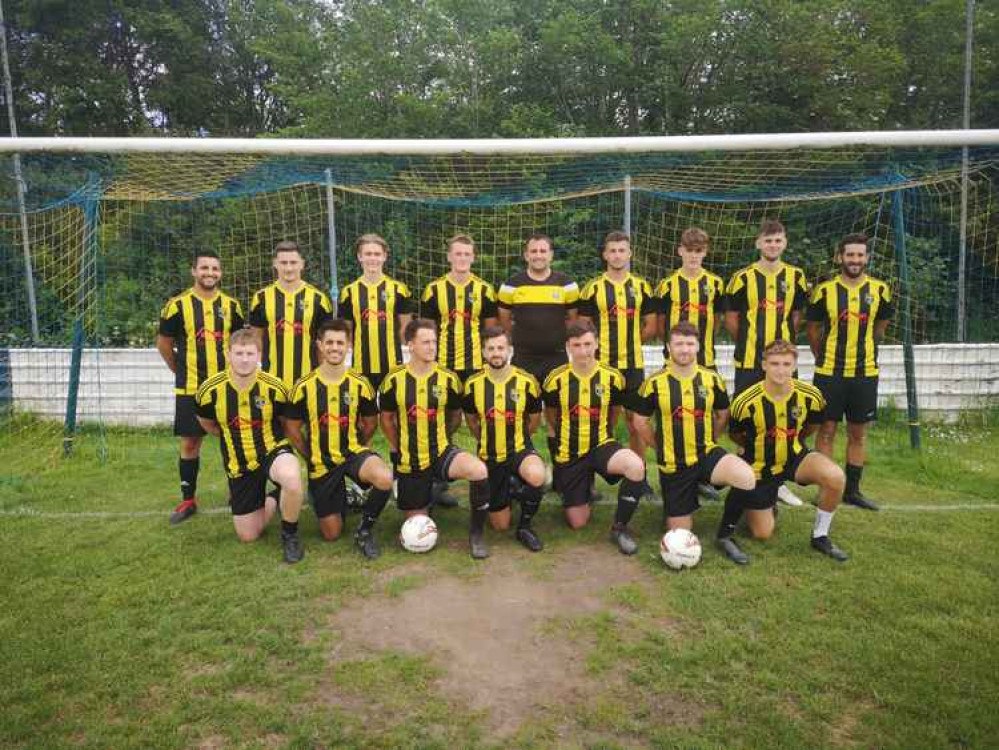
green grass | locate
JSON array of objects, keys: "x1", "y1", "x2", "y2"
[{"x1": 1, "y1": 420, "x2": 997, "y2": 749}]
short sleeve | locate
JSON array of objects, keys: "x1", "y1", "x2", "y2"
[
  {"x1": 563, "y1": 280, "x2": 580, "y2": 307},
  {"x1": 725, "y1": 272, "x2": 747, "y2": 314},
  {"x1": 807, "y1": 284, "x2": 828, "y2": 323},
  {"x1": 195, "y1": 384, "x2": 215, "y2": 420},
  {"x1": 712, "y1": 278, "x2": 725, "y2": 312},
  {"x1": 422, "y1": 283, "x2": 440, "y2": 321},
  {"x1": 359, "y1": 385, "x2": 379, "y2": 417},
  {"x1": 655, "y1": 280, "x2": 671, "y2": 315},
  {"x1": 158, "y1": 298, "x2": 181, "y2": 337},
  {"x1": 497, "y1": 281, "x2": 516, "y2": 309},
  {"x1": 396, "y1": 282, "x2": 416, "y2": 315},
  {"x1": 542, "y1": 374, "x2": 560, "y2": 409},
  {"x1": 337, "y1": 286, "x2": 353, "y2": 321},
  {"x1": 461, "y1": 386, "x2": 478, "y2": 415},
  {"x1": 230, "y1": 300, "x2": 245, "y2": 330},
  {"x1": 878, "y1": 285, "x2": 895, "y2": 321},
  {"x1": 631, "y1": 378, "x2": 656, "y2": 417},
  {"x1": 712, "y1": 374, "x2": 730, "y2": 411},
  {"x1": 792, "y1": 270, "x2": 809, "y2": 312},
  {"x1": 378, "y1": 376, "x2": 397, "y2": 411},
  {"x1": 577, "y1": 282, "x2": 598, "y2": 318},
  {"x1": 639, "y1": 280, "x2": 657, "y2": 316},
  {"x1": 249, "y1": 290, "x2": 268, "y2": 328},
  {"x1": 481, "y1": 283, "x2": 498, "y2": 319}
]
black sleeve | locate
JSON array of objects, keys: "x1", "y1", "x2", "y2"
[
  {"x1": 525, "y1": 392, "x2": 542, "y2": 414},
  {"x1": 359, "y1": 395, "x2": 379, "y2": 417},
  {"x1": 397, "y1": 294, "x2": 416, "y2": 316},
  {"x1": 462, "y1": 390, "x2": 477, "y2": 415},
  {"x1": 195, "y1": 399, "x2": 215, "y2": 421},
  {"x1": 249, "y1": 304, "x2": 268, "y2": 328},
  {"x1": 158, "y1": 313, "x2": 180, "y2": 337},
  {"x1": 630, "y1": 390, "x2": 656, "y2": 417},
  {"x1": 378, "y1": 387, "x2": 396, "y2": 412}
]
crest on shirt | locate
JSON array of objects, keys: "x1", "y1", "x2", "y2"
[
  {"x1": 594, "y1": 384, "x2": 604, "y2": 398},
  {"x1": 696, "y1": 383, "x2": 708, "y2": 399},
  {"x1": 297, "y1": 298, "x2": 305, "y2": 312},
  {"x1": 790, "y1": 405, "x2": 803, "y2": 420},
  {"x1": 701, "y1": 281, "x2": 710, "y2": 296},
  {"x1": 342, "y1": 393, "x2": 353, "y2": 406},
  {"x1": 431, "y1": 384, "x2": 443, "y2": 399},
  {"x1": 254, "y1": 396, "x2": 268, "y2": 410},
  {"x1": 864, "y1": 292, "x2": 874, "y2": 305},
  {"x1": 779, "y1": 279, "x2": 787, "y2": 294},
  {"x1": 381, "y1": 288, "x2": 389, "y2": 302},
  {"x1": 509, "y1": 390, "x2": 520, "y2": 403}
]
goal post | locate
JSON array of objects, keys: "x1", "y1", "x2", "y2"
[{"x1": 0, "y1": 130, "x2": 998, "y2": 472}]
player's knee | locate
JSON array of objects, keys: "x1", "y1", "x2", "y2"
[
  {"x1": 826, "y1": 467, "x2": 846, "y2": 495},
  {"x1": 490, "y1": 514, "x2": 511, "y2": 532},
  {"x1": 319, "y1": 523, "x2": 342, "y2": 542},
  {"x1": 468, "y1": 460, "x2": 489, "y2": 483},
  {"x1": 733, "y1": 467, "x2": 756, "y2": 492},
  {"x1": 522, "y1": 462, "x2": 546, "y2": 488},
  {"x1": 623, "y1": 454, "x2": 645, "y2": 482},
  {"x1": 370, "y1": 465, "x2": 394, "y2": 492},
  {"x1": 751, "y1": 526, "x2": 774, "y2": 541},
  {"x1": 235, "y1": 528, "x2": 260, "y2": 543}
]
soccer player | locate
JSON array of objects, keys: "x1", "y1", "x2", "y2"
[
  {"x1": 715, "y1": 340, "x2": 850, "y2": 565},
  {"x1": 498, "y1": 233, "x2": 580, "y2": 471},
  {"x1": 542, "y1": 320, "x2": 651, "y2": 555},
  {"x1": 250, "y1": 240, "x2": 334, "y2": 389},
  {"x1": 632, "y1": 322, "x2": 756, "y2": 533},
  {"x1": 195, "y1": 329, "x2": 305, "y2": 563},
  {"x1": 724, "y1": 219, "x2": 809, "y2": 507},
  {"x1": 463, "y1": 326, "x2": 547, "y2": 553},
  {"x1": 378, "y1": 319, "x2": 492, "y2": 558},
  {"x1": 578, "y1": 231, "x2": 657, "y2": 455},
  {"x1": 656, "y1": 227, "x2": 725, "y2": 370},
  {"x1": 156, "y1": 250, "x2": 244, "y2": 525},
  {"x1": 807, "y1": 234, "x2": 893, "y2": 512},
  {"x1": 338, "y1": 233, "x2": 415, "y2": 393},
  {"x1": 285, "y1": 320, "x2": 395, "y2": 559}
]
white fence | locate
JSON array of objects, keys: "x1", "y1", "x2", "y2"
[{"x1": 5, "y1": 344, "x2": 999, "y2": 426}]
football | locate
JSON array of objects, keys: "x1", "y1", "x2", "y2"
[
  {"x1": 400, "y1": 514, "x2": 439, "y2": 553},
  {"x1": 660, "y1": 528, "x2": 702, "y2": 570}
]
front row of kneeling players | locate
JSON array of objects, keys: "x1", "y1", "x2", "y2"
[{"x1": 194, "y1": 317, "x2": 851, "y2": 566}]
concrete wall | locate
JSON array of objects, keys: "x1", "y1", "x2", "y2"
[{"x1": 5, "y1": 344, "x2": 999, "y2": 426}]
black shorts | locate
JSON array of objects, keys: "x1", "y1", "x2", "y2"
[
  {"x1": 727, "y1": 450, "x2": 811, "y2": 511},
  {"x1": 659, "y1": 446, "x2": 728, "y2": 518},
  {"x1": 733, "y1": 368, "x2": 765, "y2": 396},
  {"x1": 394, "y1": 444, "x2": 463, "y2": 511},
  {"x1": 484, "y1": 449, "x2": 540, "y2": 512},
  {"x1": 308, "y1": 450, "x2": 378, "y2": 519},
  {"x1": 553, "y1": 442, "x2": 625, "y2": 508},
  {"x1": 363, "y1": 372, "x2": 387, "y2": 393},
  {"x1": 619, "y1": 368, "x2": 646, "y2": 406},
  {"x1": 513, "y1": 352, "x2": 568, "y2": 387},
  {"x1": 174, "y1": 395, "x2": 206, "y2": 437},
  {"x1": 814, "y1": 374, "x2": 879, "y2": 424},
  {"x1": 227, "y1": 446, "x2": 295, "y2": 516}
]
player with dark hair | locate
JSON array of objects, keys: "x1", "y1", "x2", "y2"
[
  {"x1": 632, "y1": 322, "x2": 756, "y2": 535},
  {"x1": 724, "y1": 219, "x2": 809, "y2": 507},
  {"x1": 657, "y1": 227, "x2": 725, "y2": 369},
  {"x1": 463, "y1": 326, "x2": 547, "y2": 553},
  {"x1": 338, "y1": 234, "x2": 415, "y2": 393},
  {"x1": 578, "y1": 231, "x2": 657, "y2": 455},
  {"x1": 542, "y1": 319, "x2": 652, "y2": 554},
  {"x1": 157, "y1": 250, "x2": 244, "y2": 525},
  {"x1": 807, "y1": 234, "x2": 894, "y2": 511},
  {"x1": 195, "y1": 329, "x2": 305, "y2": 563},
  {"x1": 284, "y1": 319, "x2": 394, "y2": 559},
  {"x1": 378, "y1": 319, "x2": 492, "y2": 558},
  {"x1": 715, "y1": 340, "x2": 850, "y2": 565},
  {"x1": 249, "y1": 240, "x2": 334, "y2": 389}
]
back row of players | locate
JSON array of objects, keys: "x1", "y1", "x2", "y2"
[{"x1": 157, "y1": 219, "x2": 892, "y2": 564}]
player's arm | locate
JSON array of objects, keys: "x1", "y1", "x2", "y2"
[
  {"x1": 723, "y1": 275, "x2": 744, "y2": 341},
  {"x1": 806, "y1": 322, "x2": 824, "y2": 359},
  {"x1": 790, "y1": 273, "x2": 809, "y2": 336},
  {"x1": 641, "y1": 312, "x2": 657, "y2": 341},
  {"x1": 156, "y1": 334, "x2": 177, "y2": 372},
  {"x1": 497, "y1": 307, "x2": 513, "y2": 336},
  {"x1": 194, "y1": 387, "x2": 221, "y2": 436},
  {"x1": 565, "y1": 281, "x2": 580, "y2": 323},
  {"x1": 196, "y1": 416, "x2": 221, "y2": 436},
  {"x1": 284, "y1": 418, "x2": 308, "y2": 458},
  {"x1": 639, "y1": 282, "x2": 657, "y2": 341},
  {"x1": 465, "y1": 412, "x2": 481, "y2": 440},
  {"x1": 396, "y1": 284, "x2": 416, "y2": 342},
  {"x1": 724, "y1": 310, "x2": 740, "y2": 341},
  {"x1": 544, "y1": 406, "x2": 558, "y2": 434},
  {"x1": 379, "y1": 411, "x2": 400, "y2": 452},
  {"x1": 713, "y1": 408, "x2": 729, "y2": 438}
]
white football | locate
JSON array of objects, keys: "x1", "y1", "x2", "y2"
[
  {"x1": 400, "y1": 514, "x2": 439, "y2": 553},
  {"x1": 660, "y1": 528, "x2": 702, "y2": 570}
]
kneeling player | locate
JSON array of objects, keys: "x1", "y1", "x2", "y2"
[
  {"x1": 543, "y1": 320, "x2": 652, "y2": 555},
  {"x1": 716, "y1": 340, "x2": 850, "y2": 565},
  {"x1": 463, "y1": 326, "x2": 547, "y2": 555},
  {"x1": 285, "y1": 320, "x2": 394, "y2": 559},
  {"x1": 195, "y1": 329, "x2": 305, "y2": 563},
  {"x1": 379, "y1": 319, "x2": 491, "y2": 557},
  {"x1": 632, "y1": 322, "x2": 756, "y2": 537}
]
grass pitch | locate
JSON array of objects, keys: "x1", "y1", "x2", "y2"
[{"x1": 1, "y1": 419, "x2": 997, "y2": 749}]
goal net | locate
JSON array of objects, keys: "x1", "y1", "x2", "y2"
[{"x1": 1, "y1": 132, "x2": 998, "y2": 484}]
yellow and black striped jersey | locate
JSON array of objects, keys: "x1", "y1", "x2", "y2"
[
  {"x1": 462, "y1": 367, "x2": 541, "y2": 463},
  {"x1": 578, "y1": 273, "x2": 656, "y2": 370},
  {"x1": 497, "y1": 270, "x2": 579, "y2": 356},
  {"x1": 656, "y1": 270, "x2": 725, "y2": 368},
  {"x1": 288, "y1": 369, "x2": 379, "y2": 478},
  {"x1": 807, "y1": 277, "x2": 894, "y2": 378},
  {"x1": 729, "y1": 379, "x2": 825, "y2": 480},
  {"x1": 378, "y1": 364, "x2": 463, "y2": 474},
  {"x1": 725, "y1": 263, "x2": 808, "y2": 370},
  {"x1": 159, "y1": 289, "x2": 244, "y2": 395},
  {"x1": 542, "y1": 363, "x2": 625, "y2": 464},
  {"x1": 249, "y1": 281, "x2": 334, "y2": 388},
  {"x1": 634, "y1": 366, "x2": 730, "y2": 474},
  {"x1": 422, "y1": 274, "x2": 498, "y2": 371},
  {"x1": 338, "y1": 275, "x2": 415, "y2": 377},
  {"x1": 195, "y1": 369, "x2": 290, "y2": 479}
]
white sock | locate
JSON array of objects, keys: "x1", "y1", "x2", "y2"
[{"x1": 812, "y1": 509, "x2": 834, "y2": 538}]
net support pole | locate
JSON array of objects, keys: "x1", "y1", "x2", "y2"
[
  {"x1": 0, "y1": 1, "x2": 40, "y2": 343},
  {"x1": 892, "y1": 188, "x2": 921, "y2": 450},
  {"x1": 324, "y1": 169, "x2": 339, "y2": 313},
  {"x1": 623, "y1": 175, "x2": 632, "y2": 236},
  {"x1": 957, "y1": 0, "x2": 975, "y2": 341},
  {"x1": 63, "y1": 174, "x2": 101, "y2": 456}
]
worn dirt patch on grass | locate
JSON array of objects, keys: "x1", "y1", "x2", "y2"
[{"x1": 322, "y1": 546, "x2": 691, "y2": 736}]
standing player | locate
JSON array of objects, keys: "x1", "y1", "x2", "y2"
[
  {"x1": 285, "y1": 320, "x2": 395, "y2": 559},
  {"x1": 578, "y1": 231, "x2": 657, "y2": 455},
  {"x1": 250, "y1": 240, "x2": 334, "y2": 389},
  {"x1": 715, "y1": 340, "x2": 850, "y2": 565},
  {"x1": 463, "y1": 326, "x2": 547, "y2": 553},
  {"x1": 632, "y1": 322, "x2": 756, "y2": 534},
  {"x1": 422, "y1": 234, "x2": 497, "y2": 505},
  {"x1": 195, "y1": 329, "x2": 305, "y2": 563},
  {"x1": 157, "y1": 250, "x2": 244, "y2": 525},
  {"x1": 338, "y1": 234, "x2": 415, "y2": 393},
  {"x1": 724, "y1": 219, "x2": 809, "y2": 506},
  {"x1": 543, "y1": 320, "x2": 651, "y2": 554},
  {"x1": 497, "y1": 234, "x2": 580, "y2": 463},
  {"x1": 657, "y1": 227, "x2": 725, "y2": 370},
  {"x1": 807, "y1": 234, "x2": 893, "y2": 512},
  {"x1": 378, "y1": 320, "x2": 492, "y2": 558}
]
